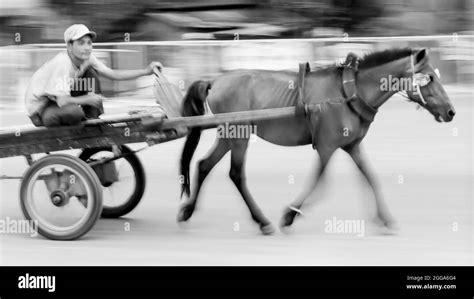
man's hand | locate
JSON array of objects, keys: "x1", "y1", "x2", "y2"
[
  {"x1": 145, "y1": 61, "x2": 163, "y2": 75},
  {"x1": 55, "y1": 95, "x2": 69, "y2": 108},
  {"x1": 88, "y1": 94, "x2": 106, "y2": 109}
]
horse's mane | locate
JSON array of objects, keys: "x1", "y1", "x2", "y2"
[
  {"x1": 356, "y1": 47, "x2": 424, "y2": 106},
  {"x1": 358, "y1": 47, "x2": 413, "y2": 69},
  {"x1": 329, "y1": 47, "x2": 413, "y2": 73}
]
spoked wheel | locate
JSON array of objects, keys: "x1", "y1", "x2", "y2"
[
  {"x1": 79, "y1": 145, "x2": 145, "y2": 218},
  {"x1": 19, "y1": 154, "x2": 103, "y2": 240}
]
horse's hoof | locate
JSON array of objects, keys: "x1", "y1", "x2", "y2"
[
  {"x1": 373, "y1": 216, "x2": 397, "y2": 229},
  {"x1": 383, "y1": 219, "x2": 399, "y2": 233},
  {"x1": 177, "y1": 205, "x2": 194, "y2": 222},
  {"x1": 372, "y1": 216, "x2": 399, "y2": 235},
  {"x1": 377, "y1": 224, "x2": 399, "y2": 235},
  {"x1": 279, "y1": 224, "x2": 293, "y2": 235},
  {"x1": 260, "y1": 223, "x2": 276, "y2": 235},
  {"x1": 279, "y1": 207, "x2": 299, "y2": 229}
]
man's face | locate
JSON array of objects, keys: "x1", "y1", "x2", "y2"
[{"x1": 67, "y1": 35, "x2": 93, "y2": 61}]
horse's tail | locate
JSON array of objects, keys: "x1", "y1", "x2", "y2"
[{"x1": 180, "y1": 80, "x2": 212, "y2": 198}]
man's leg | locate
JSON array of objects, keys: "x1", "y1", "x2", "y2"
[
  {"x1": 71, "y1": 68, "x2": 103, "y2": 119},
  {"x1": 41, "y1": 101, "x2": 84, "y2": 127},
  {"x1": 29, "y1": 113, "x2": 43, "y2": 127},
  {"x1": 33, "y1": 68, "x2": 102, "y2": 127}
]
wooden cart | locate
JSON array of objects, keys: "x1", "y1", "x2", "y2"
[{"x1": 0, "y1": 102, "x2": 305, "y2": 240}]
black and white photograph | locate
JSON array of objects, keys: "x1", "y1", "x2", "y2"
[{"x1": 0, "y1": 0, "x2": 473, "y2": 297}]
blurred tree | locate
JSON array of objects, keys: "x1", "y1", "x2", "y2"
[
  {"x1": 0, "y1": 0, "x2": 471, "y2": 44},
  {"x1": 48, "y1": 0, "x2": 156, "y2": 41}
]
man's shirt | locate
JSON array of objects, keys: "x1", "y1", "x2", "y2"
[{"x1": 24, "y1": 51, "x2": 105, "y2": 116}]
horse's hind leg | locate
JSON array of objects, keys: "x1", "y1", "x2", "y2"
[
  {"x1": 229, "y1": 138, "x2": 275, "y2": 235},
  {"x1": 178, "y1": 138, "x2": 230, "y2": 222},
  {"x1": 280, "y1": 146, "x2": 335, "y2": 229},
  {"x1": 343, "y1": 143, "x2": 397, "y2": 230}
]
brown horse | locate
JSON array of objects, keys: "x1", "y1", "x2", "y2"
[{"x1": 177, "y1": 48, "x2": 455, "y2": 235}]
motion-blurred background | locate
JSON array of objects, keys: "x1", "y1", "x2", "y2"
[
  {"x1": 1, "y1": 0, "x2": 473, "y2": 43},
  {"x1": 0, "y1": 1, "x2": 472, "y2": 265},
  {"x1": 0, "y1": 0, "x2": 473, "y2": 113}
]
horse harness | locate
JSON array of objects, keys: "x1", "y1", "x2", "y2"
[
  {"x1": 295, "y1": 53, "x2": 378, "y2": 148},
  {"x1": 342, "y1": 53, "x2": 378, "y2": 122},
  {"x1": 296, "y1": 51, "x2": 436, "y2": 148},
  {"x1": 340, "y1": 51, "x2": 435, "y2": 119}
]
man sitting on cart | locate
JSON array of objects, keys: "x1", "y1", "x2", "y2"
[{"x1": 25, "y1": 24, "x2": 163, "y2": 127}]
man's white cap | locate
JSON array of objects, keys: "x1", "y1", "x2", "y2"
[{"x1": 64, "y1": 24, "x2": 96, "y2": 43}]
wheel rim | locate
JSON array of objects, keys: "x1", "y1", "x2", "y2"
[
  {"x1": 89, "y1": 151, "x2": 136, "y2": 209},
  {"x1": 24, "y1": 163, "x2": 95, "y2": 235}
]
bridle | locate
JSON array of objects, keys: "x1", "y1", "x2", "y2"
[
  {"x1": 342, "y1": 50, "x2": 440, "y2": 122},
  {"x1": 399, "y1": 52, "x2": 438, "y2": 106}
]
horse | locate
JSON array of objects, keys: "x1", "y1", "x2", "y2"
[{"x1": 177, "y1": 47, "x2": 455, "y2": 235}]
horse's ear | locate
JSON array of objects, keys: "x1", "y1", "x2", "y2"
[{"x1": 414, "y1": 48, "x2": 428, "y2": 66}]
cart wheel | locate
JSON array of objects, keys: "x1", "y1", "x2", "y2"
[
  {"x1": 79, "y1": 145, "x2": 145, "y2": 218},
  {"x1": 19, "y1": 154, "x2": 103, "y2": 240}
]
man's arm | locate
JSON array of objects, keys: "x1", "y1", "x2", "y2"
[{"x1": 94, "y1": 61, "x2": 163, "y2": 81}]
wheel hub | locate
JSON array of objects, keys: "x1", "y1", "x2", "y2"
[{"x1": 50, "y1": 190, "x2": 68, "y2": 207}]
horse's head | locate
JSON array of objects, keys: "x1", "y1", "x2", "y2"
[{"x1": 405, "y1": 49, "x2": 456, "y2": 122}]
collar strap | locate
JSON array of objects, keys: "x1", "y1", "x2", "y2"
[
  {"x1": 342, "y1": 53, "x2": 359, "y2": 98},
  {"x1": 342, "y1": 67, "x2": 357, "y2": 98},
  {"x1": 342, "y1": 53, "x2": 378, "y2": 122},
  {"x1": 347, "y1": 95, "x2": 378, "y2": 122}
]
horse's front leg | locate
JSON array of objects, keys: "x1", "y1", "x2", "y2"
[
  {"x1": 280, "y1": 146, "x2": 336, "y2": 229},
  {"x1": 343, "y1": 143, "x2": 397, "y2": 230}
]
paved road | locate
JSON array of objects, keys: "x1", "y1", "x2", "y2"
[{"x1": 0, "y1": 90, "x2": 472, "y2": 266}]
